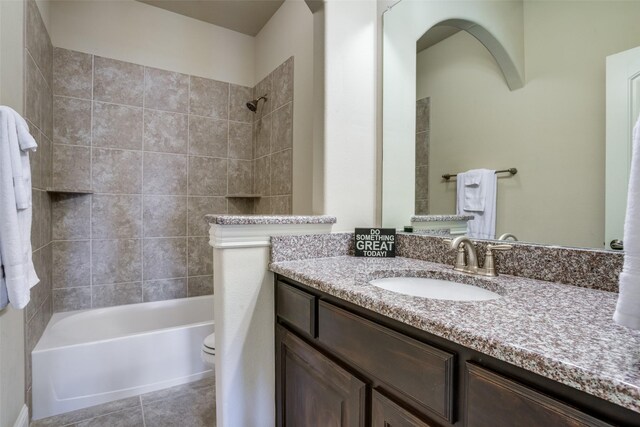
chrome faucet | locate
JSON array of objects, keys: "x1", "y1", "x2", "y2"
[
  {"x1": 447, "y1": 236, "x2": 512, "y2": 277},
  {"x1": 498, "y1": 233, "x2": 518, "y2": 241}
]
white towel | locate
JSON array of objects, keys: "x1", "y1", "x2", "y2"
[
  {"x1": 457, "y1": 169, "x2": 497, "y2": 239},
  {"x1": 462, "y1": 169, "x2": 486, "y2": 212},
  {"x1": 0, "y1": 106, "x2": 39, "y2": 310},
  {"x1": 614, "y1": 116, "x2": 640, "y2": 330}
]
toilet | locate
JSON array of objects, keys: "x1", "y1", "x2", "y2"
[{"x1": 201, "y1": 333, "x2": 215, "y2": 366}]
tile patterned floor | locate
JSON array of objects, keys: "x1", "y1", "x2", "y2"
[{"x1": 31, "y1": 376, "x2": 215, "y2": 427}]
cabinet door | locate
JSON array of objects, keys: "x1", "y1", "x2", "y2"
[
  {"x1": 465, "y1": 363, "x2": 613, "y2": 427},
  {"x1": 276, "y1": 325, "x2": 366, "y2": 427},
  {"x1": 372, "y1": 390, "x2": 436, "y2": 427}
]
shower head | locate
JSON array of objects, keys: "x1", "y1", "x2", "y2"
[{"x1": 246, "y1": 95, "x2": 268, "y2": 113}]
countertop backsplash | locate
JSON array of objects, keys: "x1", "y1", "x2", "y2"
[{"x1": 270, "y1": 232, "x2": 623, "y2": 292}]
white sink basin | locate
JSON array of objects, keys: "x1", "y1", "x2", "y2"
[{"x1": 370, "y1": 277, "x2": 502, "y2": 301}]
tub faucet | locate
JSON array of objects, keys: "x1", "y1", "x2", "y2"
[{"x1": 446, "y1": 236, "x2": 512, "y2": 277}]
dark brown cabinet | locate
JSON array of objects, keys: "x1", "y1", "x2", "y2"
[
  {"x1": 275, "y1": 277, "x2": 640, "y2": 427},
  {"x1": 276, "y1": 325, "x2": 367, "y2": 426},
  {"x1": 464, "y1": 363, "x2": 612, "y2": 427},
  {"x1": 372, "y1": 390, "x2": 435, "y2": 427}
]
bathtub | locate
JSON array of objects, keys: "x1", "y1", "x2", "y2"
[{"x1": 32, "y1": 295, "x2": 214, "y2": 420}]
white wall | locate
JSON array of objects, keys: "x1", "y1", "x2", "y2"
[
  {"x1": 50, "y1": 0, "x2": 255, "y2": 86},
  {"x1": 322, "y1": 0, "x2": 377, "y2": 231},
  {"x1": 417, "y1": 1, "x2": 640, "y2": 248},
  {"x1": 0, "y1": 0, "x2": 27, "y2": 423},
  {"x1": 255, "y1": 0, "x2": 314, "y2": 214}
]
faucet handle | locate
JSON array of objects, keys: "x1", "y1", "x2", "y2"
[
  {"x1": 486, "y1": 244, "x2": 513, "y2": 252},
  {"x1": 482, "y1": 244, "x2": 512, "y2": 277}
]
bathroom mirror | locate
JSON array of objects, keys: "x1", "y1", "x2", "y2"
[{"x1": 382, "y1": 0, "x2": 640, "y2": 249}]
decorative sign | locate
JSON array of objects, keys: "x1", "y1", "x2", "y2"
[{"x1": 355, "y1": 228, "x2": 396, "y2": 258}]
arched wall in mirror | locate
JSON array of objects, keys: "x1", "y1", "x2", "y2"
[{"x1": 382, "y1": 0, "x2": 525, "y2": 228}]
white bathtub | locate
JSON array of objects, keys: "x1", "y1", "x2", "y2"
[{"x1": 32, "y1": 295, "x2": 214, "y2": 420}]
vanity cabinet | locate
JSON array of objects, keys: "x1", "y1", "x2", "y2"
[
  {"x1": 275, "y1": 277, "x2": 637, "y2": 427},
  {"x1": 276, "y1": 326, "x2": 366, "y2": 426}
]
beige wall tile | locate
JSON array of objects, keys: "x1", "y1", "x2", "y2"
[
  {"x1": 144, "y1": 110, "x2": 188, "y2": 154},
  {"x1": 227, "y1": 198, "x2": 253, "y2": 214},
  {"x1": 228, "y1": 159, "x2": 252, "y2": 195},
  {"x1": 53, "y1": 287, "x2": 91, "y2": 312},
  {"x1": 143, "y1": 153, "x2": 187, "y2": 195},
  {"x1": 271, "y1": 102, "x2": 292, "y2": 153},
  {"x1": 53, "y1": 48, "x2": 92, "y2": 98},
  {"x1": 272, "y1": 57, "x2": 293, "y2": 110},
  {"x1": 51, "y1": 193, "x2": 91, "y2": 240},
  {"x1": 91, "y1": 239, "x2": 142, "y2": 285},
  {"x1": 91, "y1": 194, "x2": 142, "y2": 239},
  {"x1": 271, "y1": 196, "x2": 292, "y2": 214},
  {"x1": 53, "y1": 96, "x2": 91, "y2": 146},
  {"x1": 92, "y1": 148, "x2": 142, "y2": 194},
  {"x1": 187, "y1": 236, "x2": 212, "y2": 276},
  {"x1": 228, "y1": 121, "x2": 252, "y2": 160},
  {"x1": 92, "y1": 282, "x2": 142, "y2": 308},
  {"x1": 188, "y1": 116, "x2": 227, "y2": 158},
  {"x1": 144, "y1": 67, "x2": 189, "y2": 113},
  {"x1": 52, "y1": 240, "x2": 90, "y2": 289},
  {"x1": 93, "y1": 56, "x2": 144, "y2": 106},
  {"x1": 187, "y1": 196, "x2": 226, "y2": 237},
  {"x1": 229, "y1": 84, "x2": 253, "y2": 123},
  {"x1": 254, "y1": 114, "x2": 271, "y2": 159},
  {"x1": 143, "y1": 237, "x2": 187, "y2": 280},
  {"x1": 253, "y1": 74, "x2": 272, "y2": 118},
  {"x1": 143, "y1": 278, "x2": 187, "y2": 302},
  {"x1": 189, "y1": 76, "x2": 228, "y2": 119},
  {"x1": 187, "y1": 276, "x2": 213, "y2": 297},
  {"x1": 188, "y1": 156, "x2": 227, "y2": 196},
  {"x1": 52, "y1": 144, "x2": 91, "y2": 190},
  {"x1": 143, "y1": 195, "x2": 187, "y2": 237},
  {"x1": 270, "y1": 149, "x2": 292, "y2": 196},
  {"x1": 253, "y1": 156, "x2": 270, "y2": 196},
  {"x1": 92, "y1": 102, "x2": 143, "y2": 150}
]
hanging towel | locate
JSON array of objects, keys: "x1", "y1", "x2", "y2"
[
  {"x1": 0, "y1": 106, "x2": 39, "y2": 310},
  {"x1": 456, "y1": 169, "x2": 497, "y2": 239},
  {"x1": 462, "y1": 169, "x2": 486, "y2": 212},
  {"x1": 614, "y1": 116, "x2": 640, "y2": 330}
]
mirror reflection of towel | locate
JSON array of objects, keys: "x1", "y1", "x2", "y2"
[
  {"x1": 456, "y1": 169, "x2": 497, "y2": 239},
  {"x1": 463, "y1": 170, "x2": 485, "y2": 212}
]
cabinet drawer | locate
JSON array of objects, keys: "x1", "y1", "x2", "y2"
[
  {"x1": 276, "y1": 281, "x2": 316, "y2": 336},
  {"x1": 372, "y1": 390, "x2": 435, "y2": 427},
  {"x1": 465, "y1": 363, "x2": 613, "y2": 427},
  {"x1": 318, "y1": 301, "x2": 455, "y2": 422}
]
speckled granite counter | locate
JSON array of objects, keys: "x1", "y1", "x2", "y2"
[
  {"x1": 269, "y1": 255, "x2": 640, "y2": 413},
  {"x1": 411, "y1": 214, "x2": 474, "y2": 222},
  {"x1": 205, "y1": 214, "x2": 337, "y2": 225}
]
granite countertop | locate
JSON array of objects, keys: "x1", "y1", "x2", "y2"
[
  {"x1": 205, "y1": 215, "x2": 337, "y2": 225},
  {"x1": 269, "y1": 255, "x2": 640, "y2": 413},
  {"x1": 411, "y1": 214, "x2": 475, "y2": 222}
]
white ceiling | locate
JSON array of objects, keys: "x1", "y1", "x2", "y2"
[{"x1": 136, "y1": 0, "x2": 285, "y2": 36}]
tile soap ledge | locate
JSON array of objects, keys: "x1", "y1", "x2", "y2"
[
  {"x1": 46, "y1": 188, "x2": 93, "y2": 194},
  {"x1": 205, "y1": 214, "x2": 337, "y2": 225}
]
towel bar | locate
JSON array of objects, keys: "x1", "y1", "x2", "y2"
[{"x1": 442, "y1": 168, "x2": 517, "y2": 181}]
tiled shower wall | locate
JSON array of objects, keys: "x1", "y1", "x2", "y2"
[
  {"x1": 24, "y1": 0, "x2": 54, "y2": 413},
  {"x1": 252, "y1": 57, "x2": 294, "y2": 214},
  {"x1": 50, "y1": 49, "x2": 293, "y2": 312},
  {"x1": 415, "y1": 97, "x2": 430, "y2": 214}
]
